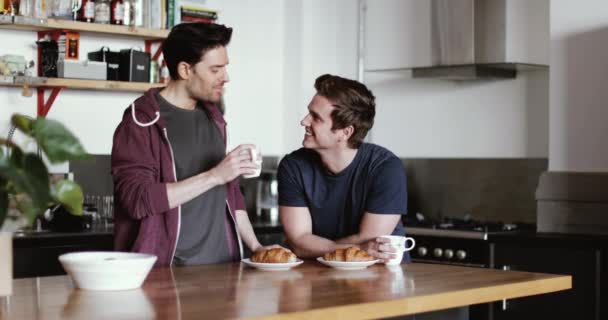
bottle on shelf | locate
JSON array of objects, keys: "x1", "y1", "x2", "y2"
[
  {"x1": 78, "y1": 0, "x2": 95, "y2": 23},
  {"x1": 160, "y1": 63, "x2": 169, "y2": 84},
  {"x1": 122, "y1": 0, "x2": 134, "y2": 26},
  {"x1": 110, "y1": 0, "x2": 123, "y2": 25},
  {"x1": 4, "y1": 0, "x2": 19, "y2": 15},
  {"x1": 18, "y1": 0, "x2": 31, "y2": 17},
  {"x1": 32, "y1": 0, "x2": 47, "y2": 19},
  {"x1": 94, "y1": 0, "x2": 110, "y2": 24}
]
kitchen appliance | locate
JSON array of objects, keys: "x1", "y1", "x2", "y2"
[
  {"x1": 410, "y1": 0, "x2": 549, "y2": 80},
  {"x1": 404, "y1": 213, "x2": 535, "y2": 320},
  {"x1": 405, "y1": 213, "x2": 533, "y2": 267},
  {"x1": 255, "y1": 170, "x2": 278, "y2": 223}
]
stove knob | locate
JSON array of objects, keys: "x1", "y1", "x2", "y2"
[
  {"x1": 417, "y1": 247, "x2": 428, "y2": 257},
  {"x1": 444, "y1": 249, "x2": 454, "y2": 259},
  {"x1": 456, "y1": 250, "x2": 467, "y2": 260},
  {"x1": 433, "y1": 248, "x2": 443, "y2": 258}
]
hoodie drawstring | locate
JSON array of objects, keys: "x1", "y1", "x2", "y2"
[{"x1": 131, "y1": 103, "x2": 160, "y2": 127}]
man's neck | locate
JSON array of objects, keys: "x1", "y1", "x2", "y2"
[
  {"x1": 159, "y1": 81, "x2": 197, "y2": 110},
  {"x1": 318, "y1": 146, "x2": 359, "y2": 174}
]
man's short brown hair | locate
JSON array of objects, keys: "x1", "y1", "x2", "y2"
[{"x1": 314, "y1": 74, "x2": 376, "y2": 148}]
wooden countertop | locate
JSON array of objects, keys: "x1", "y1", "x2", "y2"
[{"x1": 0, "y1": 262, "x2": 571, "y2": 320}]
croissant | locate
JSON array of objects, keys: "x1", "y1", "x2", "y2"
[
  {"x1": 324, "y1": 246, "x2": 374, "y2": 262},
  {"x1": 251, "y1": 248, "x2": 297, "y2": 263}
]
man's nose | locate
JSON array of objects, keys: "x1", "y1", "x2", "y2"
[
  {"x1": 224, "y1": 70, "x2": 230, "y2": 83},
  {"x1": 300, "y1": 114, "x2": 310, "y2": 126}
]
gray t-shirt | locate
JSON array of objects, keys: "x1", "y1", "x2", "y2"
[{"x1": 156, "y1": 93, "x2": 232, "y2": 265}]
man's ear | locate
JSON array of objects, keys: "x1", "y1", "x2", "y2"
[
  {"x1": 176, "y1": 62, "x2": 191, "y2": 80},
  {"x1": 341, "y1": 125, "x2": 355, "y2": 141}
]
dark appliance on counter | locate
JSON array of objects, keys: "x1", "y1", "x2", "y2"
[
  {"x1": 119, "y1": 49, "x2": 150, "y2": 83},
  {"x1": 404, "y1": 213, "x2": 535, "y2": 320},
  {"x1": 255, "y1": 170, "x2": 279, "y2": 224}
]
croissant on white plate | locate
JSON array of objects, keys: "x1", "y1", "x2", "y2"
[{"x1": 251, "y1": 248, "x2": 297, "y2": 263}]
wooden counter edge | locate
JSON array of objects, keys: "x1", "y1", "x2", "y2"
[{"x1": 246, "y1": 274, "x2": 572, "y2": 320}]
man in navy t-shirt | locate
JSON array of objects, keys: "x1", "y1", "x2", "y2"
[{"x1": 278, "y1": 74, "x2": 410, "y2": 263}]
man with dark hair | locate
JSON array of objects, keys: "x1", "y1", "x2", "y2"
[
  {"x1": 278, "y1": 74, "x2": 409, "y2": 263},
  {"x1": 111, "y1": 23, "x2": 277, "y2": 267}
]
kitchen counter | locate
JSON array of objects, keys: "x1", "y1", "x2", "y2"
[
  {"x1": 0, "y1": 262, "x2": 571, "y2": 319},
  {"x1": 488, "y1": 230, "x2": 608, "y2": 248}
]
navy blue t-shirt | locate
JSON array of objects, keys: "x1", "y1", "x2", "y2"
[{"x1": 278, "y1": 143, "x2": 408, "y2": 241}]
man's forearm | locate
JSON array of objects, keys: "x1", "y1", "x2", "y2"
[
  {"x1": 289, "y1": 234, "x2": 351, "y2": 258},
  {"x1": 166, "y1": 170, "x2": 220, "y2": 209},
  {"x1": 235, "y1": 210, "x2": 262, "y2": 252},
  {"x1": 336, "y1": 233, "x2": 375, "y2": 245}
]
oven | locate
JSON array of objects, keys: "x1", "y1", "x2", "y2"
[
  {"x1": 403, "y1": 216, "x2": 534, "y2": 320},
  {"x1": 407, "y1": 228, "x2": 493, "y2": 268}
]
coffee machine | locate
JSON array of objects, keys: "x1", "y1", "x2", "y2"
[{"x1": 255, "y1": 170, "x2": 279, "y2": 223}]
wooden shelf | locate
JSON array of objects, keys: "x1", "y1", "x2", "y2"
[
  {"x1": 4, "y1": 76, "x2": 164, "y2": 93},
  {"x1": 0, "y1": 15, "x2": 168, "y2": 40}
]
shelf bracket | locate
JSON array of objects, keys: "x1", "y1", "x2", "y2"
[
  {"x1": 37, "y1": 87, "x2": 63, "y2": 117},
  {"x1": 145, "y1": 40, "x2": 164, "y2": 62}
]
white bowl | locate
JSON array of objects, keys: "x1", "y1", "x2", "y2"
[{"x1": 59, "y1": 251, "x2": 157, "y2": 291}]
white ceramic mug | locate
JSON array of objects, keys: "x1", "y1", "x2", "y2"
[
  {"x1": 379, "y1": 235, "x2": 416, "y2": 266},
  {"x1": 242, "y1": 146, "x2": 262, "y2": 179}
]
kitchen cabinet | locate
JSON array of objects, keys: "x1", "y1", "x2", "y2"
[
  {"x1": 13, "y1": 231, "x2": 113, "y2": 278},
  {"x1": 490, "y1": 242, "x2": 600, "y2": 320}
]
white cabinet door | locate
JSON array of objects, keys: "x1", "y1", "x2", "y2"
[{"x1": 364, "y1": 0, "x2": 432, "y2": 71}]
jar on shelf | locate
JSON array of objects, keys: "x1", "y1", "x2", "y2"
[
  {"x1": 110, "y1": 0, "x2": 123, "y2": 25},
  {"x1": 78, "y1": 0, "x2": 95, "y2": 23},
  {"x1": 94, "y1": 0, "x2": 109, "y2": 24}
]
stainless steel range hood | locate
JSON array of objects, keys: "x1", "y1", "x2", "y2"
[{"x1": 411, "y1": 0, "x2": 549, "y2": 80}]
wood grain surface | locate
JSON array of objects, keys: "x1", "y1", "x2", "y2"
[{"x1": 0, "y1": 262, "x2": 571, "y2": 320}]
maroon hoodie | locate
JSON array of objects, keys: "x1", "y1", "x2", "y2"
[{"x1": 111, "y1": 88, "x2": 245, "y2": 267}]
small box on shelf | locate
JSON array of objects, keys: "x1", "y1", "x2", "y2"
[
  {"x1": 119, "y1": 49, "x2": 150, "y2": 83},
  {"x1": 57, "y1": 60, "x2": 107, "y2": 80}
]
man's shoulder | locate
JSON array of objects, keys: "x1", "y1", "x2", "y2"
[
  {"x1": 279, "y1": 148, "x2": 319, "y2": 174},
  {"x1": 359, "y1": 143, "x2": 400, "y2": 165},
  {"x1": 283, "y1": 148, "x2": 318, "y2": 163}
]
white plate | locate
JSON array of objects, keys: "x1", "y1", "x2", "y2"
[
  {"x1": 316, "y1": 257, "x2": 379, "y2": 270},
  {"x1": 241, "y1": 258, "x2": 304, "y2": 271}
]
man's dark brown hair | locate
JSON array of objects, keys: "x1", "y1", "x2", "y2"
[
  {"x1": 162, "y1": 22, "x2": 233, "y2": 80},
  {"x1": 314, "y1": 74, "x2": 376, "y2": 148}
]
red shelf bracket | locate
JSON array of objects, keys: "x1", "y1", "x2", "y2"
[
  {"x1": 37, "y1": 87, "x2": 63, "y2": 117},
  {"x1": 145, "y1": 40, "x2": 164, "y2": 62}
]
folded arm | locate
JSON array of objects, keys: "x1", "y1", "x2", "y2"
[
  {"x1": 280, "y1": 205, "x2": 401, "y2": 259},
  {"x1": 280, "y1": 206, "x2": 351, "y2": 258}
]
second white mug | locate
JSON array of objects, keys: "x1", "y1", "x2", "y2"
[{"x1": 242, "y1": 146, "x2": 262, "y2": 179}]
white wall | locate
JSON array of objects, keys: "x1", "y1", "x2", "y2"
[
  {"x1": 367, "y1": 71, "x2": 549, "y2": 158},
  {"x1": 0, "y1": 0, "x2": 285, "y2": 156},
  {"x1": 549, "y1": 0, "x2": 608, "y2": 171},
  {"x1": 282, "y1": 0, "x2": 359, "y2": 154}
]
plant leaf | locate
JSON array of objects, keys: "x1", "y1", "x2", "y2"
[
  {"x1": 11, "y1": 114, "x2": 33, "y2": 134},
  {"x1": 50, "y1": 180, "x2": 83, "y2": 216},
  {"x1": 30, "y1": 117, "x2": 89, "y2": 163},
  {"x1": 14, "y1": 195, "x2": 39, "y2": 226},
  {"x1": 0, "y1": 152, "x2": 51, "y2": 217}
]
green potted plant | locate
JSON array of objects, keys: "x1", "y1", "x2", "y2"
[{"x1": 0, "y1": 113, "x2": 88, "y2": 296}]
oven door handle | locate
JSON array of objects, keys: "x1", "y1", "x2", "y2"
[{"x1": 501, "y1": 265, "x2": 511, "y2": 310}]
